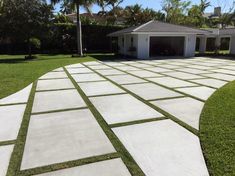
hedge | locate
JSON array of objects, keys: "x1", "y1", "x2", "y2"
[{"x1": 0, "y1": 24, "x2": 124, "y2": 54}]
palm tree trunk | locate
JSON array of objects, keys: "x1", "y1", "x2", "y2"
[
  {"x1": 76, "y1": 3, "x2": 83, "y2": 56},
  {"x1": 28, "y1": 38, "x2": 32, "y2": 58}
]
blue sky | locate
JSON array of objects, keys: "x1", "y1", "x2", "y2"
[{"x1": 49, "y1": 0, "x2": 234, "y2": 13}]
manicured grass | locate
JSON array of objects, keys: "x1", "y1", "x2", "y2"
[
  {"x1": 200, "y1": 81, "x2": 235, "y2": 176},
  {"x1": 0, "y1": 54, "x2": 96, "y2": 99}
]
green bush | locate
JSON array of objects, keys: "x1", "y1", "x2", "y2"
[{"x1": 29, "y1": 37, "x2": 41, "y2": 49}]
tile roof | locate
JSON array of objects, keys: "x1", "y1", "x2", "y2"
[{"x1": 108, "y1": 20, "x2": 211, "y2": 36}]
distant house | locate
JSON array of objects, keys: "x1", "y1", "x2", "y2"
[
  {"x1": 200, "y1": 28, "x2": 235, "y2": 54},
  {"x1": 108, "y1": 20, "x2": 210, "y2": 59},
  {"x1": 203, "y1": 7, "x2": 222, "y2": 20},
  {"x1": 108, "y1": 20, "x2": 235, "y2": 59}
]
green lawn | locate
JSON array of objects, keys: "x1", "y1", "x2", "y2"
[
  {"x1": 0, "y1": 54, "x2": 96, "y2": 99},
  {"x1": 200, "y1": 81, "x2": 235, "y2": 176},
  {"x1": 1, "y1": 54, "x2": 235, "y2": 175}
]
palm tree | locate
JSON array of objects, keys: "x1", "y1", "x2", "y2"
[
  {"x1": 51, "y1": 0, "x2": 95, "y2": 56},
  {"x1": 124, "y1": 4, "x2": 142, "y2": 26}
]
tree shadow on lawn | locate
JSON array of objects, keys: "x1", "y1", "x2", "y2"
[
  {"x1": 91, "y1": 54, "x2": 141, "y2": 61},
  {"x1": 0, "y1": 58, "x2": 27, "y2": 64}
]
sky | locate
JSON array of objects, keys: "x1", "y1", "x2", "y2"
[{"x1": 49, "y1": 0, "x2": 235, "y2": 13}]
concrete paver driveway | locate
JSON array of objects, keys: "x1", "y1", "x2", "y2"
[{"x1": 1, "y1": 57, "x2": 235, "y2": 176}]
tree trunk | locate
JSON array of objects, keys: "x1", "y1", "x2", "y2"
[
  {"x1": 76, "y1": 3, "x2": 83, "y2": 56},
  {"x1": 28, "y1": 38, "x2": 32, "y2": 58}
]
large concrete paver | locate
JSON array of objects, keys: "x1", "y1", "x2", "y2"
[
  {"x1": 103, "y1": 62, "x2": 125, "y2": 67},
  {"x1": 88, "y1": 64, "x2": 112, "y2": 70},
  {"x1": 127, "y1": 70, "x2": 162, "y2": 78},
  {"x1": 67, "y1": 67, "x2": 93, "y2": 74},
  {"x1": 0, "y1": 84, "x2": 32, "y2": 105},
  {"x1": 71, "y1": 73, "x2": 105, "y2": 82},
  {"x1": 116, "y1": 66, "x2": 141, "y2": 71},
  {"x1": 145, "y1": 67, "x2": 172, "y2": 73},
  {"x1": 221, "y1": 65, "x2": 235, "y2": 70},
  {"x1": 127, "y1": 62, "x2": 154, "y2": 68},
  {"x1": 211, "y1": 69, "x2": 235, "y2": 75},
  {"x1": 78, "y1": 81, "x2": 125, "y2": 96},
  {"x1": 95, "y1": 69, "x2": 124, "y2": 76},
  {"x1": 21, "y1": 109, "x2": 115, "y2": 170},
  {"x1": 90, "y1": 94, "x2": 163, "y2": 124},
  {"x1": 163, "y1": 71, "x2": 204, "y2": 80},
  {"x1": 35, "y1": 158, "x2": 131, "y2": 176},
  {"x1": 175, "y1": 68, "x2": 212, "y2": 74},
  {"x1": 65, "y1": 63, "x2": 85, "y2": 69},
  {"x1": 190, "y1": 78, "x2": 227, "y2": 88},
  {"x1": 147, "y1": 76, "x2": 197, "y2": 88},
  {"x1": 176, "y1": 86, "x2": 216, "y2": 101},
  {"x1": 39, "y1": 72, "x2": 68, "y2": 80},
  {"x1": 107, "y1": 75, "x2": 146, "y2": 85},
  {"x1": 123, "y1": 83, "x2": 182, "y2": 100},
  {"x1": 186, "y1": 65, "x2": 212, "y2": 70},
  {"x1": 36, "y1": 79, "x2": 74, "y2": 91},
  {"x1": 32, "y1": 89, "x2": 86, "y2": 113},
  {"x1": 52, "y1": 68, "x2": 64, "y2": 72},
  {"x1": 203, "y1": 73, "x2": 235, "y2": 81},
  {"x1": 0, "y1": 145, "x2": 14, "y2": 176},
  {"x1": 113, "y1": 120, "x2": 209, "y2": 176},
  {"x1": 83, "y1": 61, "x2": 101, "y2": 66},
  {"x1": 0, "y1": 105, "x2": 26, "y2": 141},
  {"x1": 151, "y1": 97, "x2": 204, "y2": 129}
]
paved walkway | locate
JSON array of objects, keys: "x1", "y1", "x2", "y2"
[{"x1": 1, "y1": 57, "x2": 235, "y2": 176}]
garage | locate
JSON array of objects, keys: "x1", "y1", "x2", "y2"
[
  {"x1": 149, "y1": 36, "x2": 185, "y2": 57},
  {"x1": 108, "y1": 20, "x2": 210, "y2": 59}
]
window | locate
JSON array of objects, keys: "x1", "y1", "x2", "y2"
[{"x1": 122, "y1": 37, "x2": 124, "y2": 47}]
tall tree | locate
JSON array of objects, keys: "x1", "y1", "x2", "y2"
[
  {"x1": 186, "y1": 0, "x2": 210, "y2": 27},
  {"x1": 51, "y1": 0, "x2": 95, "y2": 56},
  {"x1": 0, "y1": 0, "x2": 52, "y2": 57},
  {"x1": 106, "y1": 0, "x2": 123, "y2": 10},
  {"x1": 162, "y1": 0, "x2": 191, "y2": 24},
  {"x1": 217, "y1": 0, "x2": 235, "y2": 28},
  {"x1": 124, "y1": 4, "x2": 165, "y2": 26},
  {"x1": 124, "y1": 4, "x2": 142, "y2": 26}
]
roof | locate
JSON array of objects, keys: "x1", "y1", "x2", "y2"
[
  {"x1": 204, "y1": 28, "x2": 235, "y2": 36},
  {"x1": 108, "y1": 20, "x2": 211, "y2": 36},
  {"x1": 219, "y1": 28, "x2": 235, "y2": 35}
]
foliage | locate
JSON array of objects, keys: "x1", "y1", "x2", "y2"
[
  {"x1": 124, "y1": 4, "x2": 165, "y2": 26},
  {"x1": 0, "y1": 0, "x2": 53, "y2": 56},
  {"x1": 50, "y1": 0, "x2": 97, "y2": 56},
  {"x1": 185, "y1": 0, "x2": 210, "y2": 27},
  {"x1": 162, "y1": 0, "x2": 191, "y2": 24},
  {"x1": 53, "y1": 13, "x2": 73, "y2": 23},
  {"x1": 29, "y1": 38, "x2": 41, "y2": 49}
]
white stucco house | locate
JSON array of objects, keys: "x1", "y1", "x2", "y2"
[{"x1": 108, "y1": 20, "x2": 235, "y2": 59}]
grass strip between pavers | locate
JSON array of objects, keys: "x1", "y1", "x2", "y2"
[
  {"x1": 85, "y1": 62, "x2": 199, "y2": 136},
  {"x1": 19, "y1": 153, "x2": 119, "y2": 176},
  {"x1": 0, "y1": 140, "x2": 16, "y2": 146},
  {"x1": 110, "y1": 117, "x2": 167, "y2": 128},
  {"x1": 7, "y1": 81, "x2": 37, "y2": 176},
  {"x1": 6, "y1": 69, "x2": 134, "y2": 175},
  {"x1": 64, "y1": 67, "x2": 146, "y2": 176}
]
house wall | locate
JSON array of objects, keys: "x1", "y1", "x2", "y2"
[
  {"x1": 230, "y1": 36, "x2": 235, "y2": 54},
  {"x1": 117, "y1": 34, "x2": 138, "y2": 57},
  {"x1": 118, "y1": 33, "x2": 197, "y2": 59},
  {"x1": 137, "y1": 34, "x2": 149, "y2": 59},
  {"x1": 118, "y1": 36, "x2": 125, "y2": 55},
  {"x1": 184, "y1": 34, "x2": 197, "y2": 57},
  {"x1": 126, "y1": 34, "x2": 138, "y2": 57}
]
